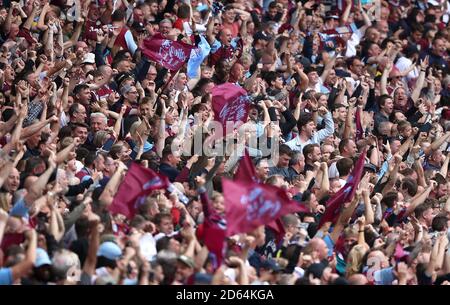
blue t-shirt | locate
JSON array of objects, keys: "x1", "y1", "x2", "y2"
[
  {"x1": 374, "y1": 267, "x2": 395, "y2": 285},
  {"x1": 9, "y1": 197, "x2": 29, "y2": 219},
  {"x1": 0, "y1": 268, "x2": 13, "y2": 285},
  {"x1": 323, "y1": 234, "x2": 335, "y2": 257}
]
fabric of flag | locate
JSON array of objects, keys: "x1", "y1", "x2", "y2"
[
  {"x1": 318, "y1": 149, "x2": 367, "y2": 229},
  {"x1": 234, "y1": 149, "x2": 257, "y2": 182},
  {"x1": 110, "y1": 162, "x2": 170, "y2": 218},
  {"x1": 212, "y1": 83, "x2": 250, "y2": 136},
  {"x1": 222, "y1": 179, "x2": 309, "y2": 236},
  {"x1": 141, "y1": 33, "x2": 195, "y2": 71}
]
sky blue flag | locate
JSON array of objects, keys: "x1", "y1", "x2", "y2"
[{"x1": 187, "y1": 35, "x2": 211, "y2": 79}]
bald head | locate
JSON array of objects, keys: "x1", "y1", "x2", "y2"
[
  {"x1": 348, "y1": 274, "x2": 368, "y2": 285},
  {"x1": 24, "y1": 176, "x2": 38, "y2": 191}
]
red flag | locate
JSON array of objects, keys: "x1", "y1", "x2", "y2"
[
  {"x1": 318, "y1": 149, "x2": 367, "y2": 229},
  {"x1": 141, "y1": 34, "x2": 195, "y2": 71},
  {"x1": 110, "y1": 163, "x2": 170, "y2": 219},
  {"x1": 234, "y1": 149, "x2": 256, "y2": 182},
  {"x1": 355, "y1": 106, "x2": 363, "y2": 142},
  {"x1": 222, "y1": 179, "x2": 308, "y2": 236},
  {"x1": 212, "y1": 83, "x2": 250, "y2": 136},
  {"x1": 266, "y1": 218, "x2": 286, "y2": 245}
]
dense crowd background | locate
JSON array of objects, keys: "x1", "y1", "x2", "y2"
[{"x1": 0, "y1": 0, "x2": 450, "y2": 285}]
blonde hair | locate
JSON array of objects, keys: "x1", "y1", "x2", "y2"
[
  {"x1": 211, "y1": 191, "x2": 223, "y2": 202},
  {"x1": 0, "y1": 192, "x2": 11, "y2": 212},
  {"x1": 93, "y1": 130, "x2": 109, "y2": 148},
  {"x1": 346, "y1": 244, "x2": 368, "y2": 277}
]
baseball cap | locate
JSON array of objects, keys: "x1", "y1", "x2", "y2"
[
  {"x1": 35, "y1": 248, "x2": 52, "y2": 267},
  {"x1": 194, "y1": 272, "x2": 213, "y2": 284},
  {"x1": 428, "y1": 0, "x2": 440, "y2": 6},
  {"x1": 325, "y1": 11, "x2": 339, "y2": 20},
  {"x1": 260, "y1": 259, "x2": 282, "y2": 273},
  {"x1": 97, "y1": 241, "x2": 122, "y2": 260},
  {"x1": 178, "y1": 255, "x2": 195, "y2": 268},
  {"x1": 304, "y1": 65, "x2": 320, "y2": 75},
  {"x1": 83, "y1": 53, "x2": 96, "y2": 65},
  {"x1": 253, "y1": 31, "x2": 270, "y2": 42},
  {"x1": 305, "y1": 263, "x2": 326, "y2": 279},
  {"x1": 116, "y1": 72, "x2": 134, "y2": 88},
  {"x1": 295, "y1": 55, "x2": 311, "y2": 69},
  {"x1": 131, "y1": 21, "x2": 145, "y2": 33},
  {"x1": 364, "y1": 163, "x2": 377, "y2": 173}
]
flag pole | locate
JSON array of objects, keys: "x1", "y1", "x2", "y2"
[{"x1": 154, "y1": 69, "x2": 181, "y2": 110}]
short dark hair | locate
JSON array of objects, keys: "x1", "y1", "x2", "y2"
[
  {"x1": 69, "y1": 103, "x2": 82, "y2": 117},
  {"x1": 401, "y1": 177, "x2": 418, "y2": 197},
  {"x1": 111, "y1": 10, "x2": 126, "y2": 22},
  {"x1": 414, "y1": 201, "x2": 433, "y2": 219},
  {"x1": 431, "y1": 215, "x2": 448, "y2": 232},
  {"x1": 381, "y1": 191, "x2": 398, "y2": 208},
  {"x1": 336, "y1": 157, "x2": 353, "y2": 177},
  {"x1": 84, "y1": 152, "x2": 97, "y2": 167},
  {"x1": 297, "y1": 112, "x2": 314, "y2": 132},
  {"x1": 268, "y1": 1, "x2": 277, "y2": 9},
  {"x1": 279, "y1": 144, "x2": 292, "y2": 157},
  {"x1": 162, "y1": 145, "x2": 175, "y2": 160},
  {"x1": 264, "y1": 71, "x2": 280, "y2": 85},
  {"x1": 75, "y1": 147, "x2": 89, "y2": 162},
  {"x1": 302, "y1": 144, "x2": 319, "y2": 160},
  {"x1": 71, "y1": 122, "x2": 89, "y2": 131},
  {"x1": 338, "y1": 138, "x2": 352, "y2": 154},
  {"x1": 154, "y1": 212, "x2": 172, "y2": 226},
  {"x1": 73, "y1": 84, "x2": 90, "y2": 96},
  {"x1": 378, "y1": 94, "x2": 393, "y2": 107},
  {"x1": 346, "y1": 56, "x2": 360, "y2": 68}
]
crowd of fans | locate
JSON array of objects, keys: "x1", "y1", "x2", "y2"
[{"x1": 0, "y1": 0, "x2": 450, "y2": 286}]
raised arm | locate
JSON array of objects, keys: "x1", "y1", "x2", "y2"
[
  {"x1": 343, "y1": 99, "x2": 356, "y2": 140},
  {"x1": 341, "y1": 0, "x2": 353, "y2": 25},
  {"x1": 36, "y1": 3, "x2": 50, "y2": 31},
  {"x1": 24, "y1": 153, "x2": 57, "y2": 205},
  {"x1": 156, "y1": 101, "x2": 167, "y2": 158},
  {"x1": 63, "y1": 20, "x2": 84, "y2": 50},
  {"x1": 83, "y1": 218, "x2": 100, "y2": 276},
  {"x1": 23, "y1": 1, "x2": 39, "y2": 31},
  {"x1": 410, "y1": 57, "x2": 429, "y2": 103},
  {"x1": 98, "y1": 161, "x2": 127, "y2": 206},
  {"x1": 320, "y1": 56, "x2": 336, "y2": 83},
  {"x1": 11, "y1": 229, "x2": 37, "y2": 282},
  {"x1": 206, "y1": 16, "x2": 216, "y2": 45},
  {"x1": 380, "y1": 60, "x2": 391, "y2": 96},
  {"x1": 404, "y1": 181, "x2": 436, "y2": 217},
  {"x1": 440, "y1": 154, "x2": 450, "y2": 178},
  {"x1": 381, "y1": 154, "x2": 402, "y2": 195}
]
